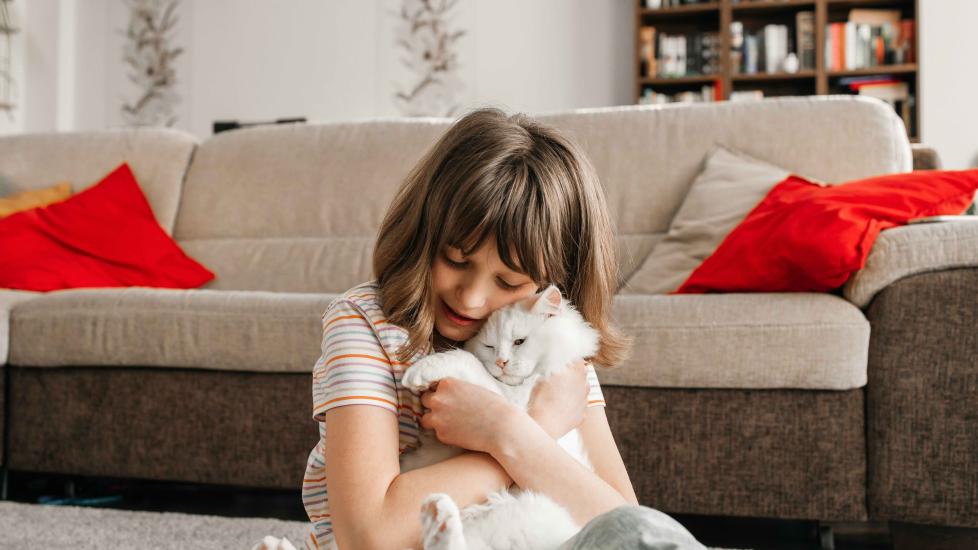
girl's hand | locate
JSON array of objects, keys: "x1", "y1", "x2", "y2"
[
  {"x1": 419, "y1": 377, "x2": 522, "y2": 455},
  {"x1": 526, "y1": 358, "x2": 590, "y2": 440}
]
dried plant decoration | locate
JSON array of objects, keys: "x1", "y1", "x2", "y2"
[
  {"x1": 120, "y1": 0, "x2": 183, "y2": 127},
  {"x1": 393, "y1": 0, "x2": 467, "y2": 117}
]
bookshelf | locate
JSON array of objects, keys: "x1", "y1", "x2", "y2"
[{"x1": 636, "y1": 0, "x2": 920, "y2": 140}]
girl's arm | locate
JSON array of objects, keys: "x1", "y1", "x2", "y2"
[
  {"x1": 490, "y1": 407, "x2": 631, "y2": 528},
  {"x1": 325, "y1": 404, "x2": 513, "y2": 550}
]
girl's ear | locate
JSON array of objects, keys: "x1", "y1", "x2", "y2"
[{"x1": 525, "y1": 284, "x2": 563, "y2": 317}]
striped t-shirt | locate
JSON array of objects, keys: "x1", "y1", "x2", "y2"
[{"x1": 301, "y1": 280, "x2": 606, "y2": 550}]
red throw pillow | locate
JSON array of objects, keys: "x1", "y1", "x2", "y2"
[
  {"x1": 675, "y1": 170, "x2": 978, "y2": 294},
  {"x1": 0, "y1": 162, "x2": 215, "y2": 292}
]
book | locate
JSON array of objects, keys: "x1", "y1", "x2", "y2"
[
  {"x1": 639, "y1": 26, "x2": 657, "y2": 77},
  {"x1": 745, "y1": 34, "x2": 759, "y2": 74},
  {"x1": 730, "y1": 21, "x2": 744, "y2": 74},
  {"x1": 796, "y1": 11, "x2": 816, "y2": 70},
  {"x1": 761, "y1": 24, "x2": 789, "y2": 74},
  {"x1": 857, "y1": 81, "x2": 912, "y2": 132},
  {"x1": 639, "y1": 83, "x2": 719, "y2": 105},
  {"x1": 900, "y1": 19, "x2": 915, "y2": 63},
  {"x1": 730, "y1": 90, "x2": 764, "y2": 102},
  {"x1": 825, "y1": 19, "x2": 913, "y2": 71},
  {"x1": 849, "y1": 8, "x2": 900, "y2": 28}
]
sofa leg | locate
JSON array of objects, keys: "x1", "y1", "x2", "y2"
[
  {"x1": 890, "y1": 521, "x2": 978, "y2": 550},
  {"x1": 817, "y1": 523, "x2": 835, "y2": 550},
  {"x1": 0, "y1": 466, "x2": 7, "y2": 500}
]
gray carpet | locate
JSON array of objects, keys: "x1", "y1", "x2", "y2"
[
  {"x1": 0, "y1": 501, "x2": 311, "y2": 549},
  {"x1": 0, "y1": 501, "x2": 747, "y2": 549}
]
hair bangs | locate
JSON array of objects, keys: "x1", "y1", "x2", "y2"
[{"x1": 439, "y1": 163, "x2": 554, "y2": 285}]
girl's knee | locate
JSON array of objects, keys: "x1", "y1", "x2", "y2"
[{"x1": 580, "y1": 505, "x2": 705, "y2": 550}]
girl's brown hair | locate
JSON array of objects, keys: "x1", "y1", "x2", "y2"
[{"x1": 373, "y1": 107, "x2": 631, "y2": 368}]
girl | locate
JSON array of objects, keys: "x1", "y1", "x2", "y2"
[{"x1": 298, "y1": 107, "x2": 705, "y2": 550}]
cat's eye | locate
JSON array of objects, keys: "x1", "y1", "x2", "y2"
[
  {"x1": 513, "y1": 338, "x2": 525, "y2": 346},
  {"x1": 484, "y1": 344, "x2": 495, "y2": 350}
]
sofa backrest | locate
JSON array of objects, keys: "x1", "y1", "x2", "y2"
[
  {"x1": 0, "y1": 128, "x2": 198, "y2": 234},
  {"x1": 169, "y1": 95, "x2": 911, "y2": 293}
]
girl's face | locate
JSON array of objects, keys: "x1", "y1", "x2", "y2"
[{"x1": 431, "y1": 235, "x2": 540, "y2": 345}]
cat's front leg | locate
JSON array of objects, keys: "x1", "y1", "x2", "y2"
[
  {"x1": 420, "y1": 493, "x2": 467, "y2": 550},
  {"x1": 402, "y1": 349, "x2": 499, "y2": 395}
]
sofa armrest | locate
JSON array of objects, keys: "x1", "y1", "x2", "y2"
[
  {"x1": 843, "y1": 221, "x2": 978, "y2": 308},
  {"x1": 864, "y1": 266, "x2": 978, "y2": 526},
  {"x1": 911, "y1": 144, "x2": 942, "y2": 170}
]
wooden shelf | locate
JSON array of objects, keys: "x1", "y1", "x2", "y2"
[
  {"x1": 733, "y1": 70, "x2": 816, "y2": 81},
  {"x1": 641, "y1": 75, "x2": 720, "y2": 85},
  {"x1": 826, "y1": 0, "x2": 913, "y2": 7},
  {"x1": 640, "y1": 3, "x2": 720, "y2": 17},
  {"x1": 732, "y1": 0, "x2": 816, "y2": 12},
  {"x1": 827, "y1": 63, "x2": 917, "y2": 77},
  {"x1": 634, "y1": 0, "x2": 920, "y2": 139}
]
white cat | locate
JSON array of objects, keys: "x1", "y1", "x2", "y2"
[{"x1": 398, "y1": 284, "x2": 600, "y2": 550}]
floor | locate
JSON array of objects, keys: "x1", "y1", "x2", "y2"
[{"x1": 3, "y1": 471, "x2": 894, "y2": 550}]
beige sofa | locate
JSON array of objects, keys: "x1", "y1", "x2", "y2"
[{"x1": 2, "y1": 97, "x2": 976, "y2": 542}]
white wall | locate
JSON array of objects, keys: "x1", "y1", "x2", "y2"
[
  {"x1": 919, "y1": 0, "x2": 978, "y2": 169},
  {"x1": 12, "y1": 0, "x2": 977, "y2": 170},
  {"x1": 12, "y1": 0, "x2": 634, "y2": 140}
]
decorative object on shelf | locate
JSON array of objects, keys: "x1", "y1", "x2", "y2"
[
  {"x1": 120, "y1": 0, "x2": 184, "y2": 127},
  {"x1": 393, "y1": 0, "x2": 467, "y2": 117},
  {"x1": 0, "y1": 0, "x2": 18, "y2": 118},
  {"x1": 783, "y1": 52, "x2": 799, "y2": 74}
]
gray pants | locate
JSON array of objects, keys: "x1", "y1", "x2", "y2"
[{"x1": 557, "y1": 505, "x2": 708, "y2": 550}]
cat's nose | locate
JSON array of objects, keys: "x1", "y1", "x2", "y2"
[{"x1": 496, "y1": 358, "x2": 508, "y2": 369}]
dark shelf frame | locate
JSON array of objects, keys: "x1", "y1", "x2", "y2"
[{"x1": 635, "y1": 0, "x2": 920, "y2": 139}]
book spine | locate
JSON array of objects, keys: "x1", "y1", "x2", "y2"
[
  {"x1": 844, "y1": 22, "x2": 855, "y2": 70},
  {"x1": 678, "y1": 34, "x2": 687, "y2": 75},
  {"x1": 796, "y1": 11, "x2": 816, "y2": 70},
  {"x1": 730, "y1": 21, "x2": 744, "y2": 74},
  {"x1": 640, "y1": 26, "x2": 657, "y2": 78},
  {"x1": 901, "y1": 19, "x2": 915, "y2": 63}
]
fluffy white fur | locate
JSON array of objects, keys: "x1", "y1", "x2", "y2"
[{"x1": 399, "y1": 285, "x2": 600, "y2": 550}]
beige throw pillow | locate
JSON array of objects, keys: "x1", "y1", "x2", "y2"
[{"x1": 624, "y1": 145, "x2": 792, "y2": 294}]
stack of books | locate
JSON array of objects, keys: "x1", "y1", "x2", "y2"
[
  {"x1": 730, "y1": 13, "x2": 815, "y2": 75},
  {"x1": 643, "y1": 0, "x2": 713, "y2": 9},
  {"x1": 839, "y1": 75, "x2": 914, "y2": 135},
  {"x1": 639, "y1": 85, "x2": 719, "y2": 104},
  {"x1": 639, "y1": 27, "x2": 721, "y2": 78},
  {"x1": 825, "y1": 9, "x2": 915, "y2": 71}
]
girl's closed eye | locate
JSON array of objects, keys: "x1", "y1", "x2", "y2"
[{"x1": 441, "y1": 249, "x2": 527, "y2": 292}]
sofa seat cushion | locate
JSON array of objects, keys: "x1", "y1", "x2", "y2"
[
  {"x1": 9, "y1": 289, "x2": 868, "y2": 389},
  {"x1": 599, "y1": 293, "x2": 869, "y2": 390},
  {"x1": 9, "y1": 288, "x2": 335, "y2": 373},
  {"x1": 1, "y1": 290, "x2": 40, "y2": 365}
]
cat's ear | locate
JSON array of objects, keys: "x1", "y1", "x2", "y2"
[{"x1": 526, "y1": 284, "x2": 563, "y2": 317}]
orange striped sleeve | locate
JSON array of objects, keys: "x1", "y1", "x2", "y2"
[{"x1": 311, "y1": 298, "x2": 399, "y2": 422}]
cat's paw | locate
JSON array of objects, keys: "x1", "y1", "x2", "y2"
[
  {"x1": 402, "y1": 365, "x2": 439, "y2": 394},
  {"x1": 250, "y1": 535, "x2": 297, "y2": 550},
  {"x1": 420, "y1": 493, "x2": 465, "y2": 549}
]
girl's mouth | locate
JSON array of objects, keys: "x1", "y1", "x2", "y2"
[{"x1": 441, "y1": 298, "x2": 478, "y2": 327}]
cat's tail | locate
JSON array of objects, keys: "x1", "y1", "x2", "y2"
[{"x1": 419, "y1": 493, "x2": 468, "y2": 550}]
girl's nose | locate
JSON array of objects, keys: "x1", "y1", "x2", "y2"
[
  {"x1": 456, "y1": 280, "x2": 488, "y2": 311},
  {"x1": 496, "y1": 358, "x2": 508, "y2": 370}
]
